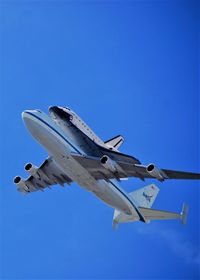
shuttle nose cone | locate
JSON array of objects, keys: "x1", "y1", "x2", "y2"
[
  {"x1": 48, "y1": 106, "x2": 60, "y2": 114},
  {"x1": 49, "y1": 106, "x2": 71, "y2": 120}
]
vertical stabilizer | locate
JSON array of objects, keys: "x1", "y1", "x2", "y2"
[{"x1": 129, "y1": 184, "x2": 159, "y2": 208}]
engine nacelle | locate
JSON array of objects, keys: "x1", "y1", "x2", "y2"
[
  {"x1": 146, "y1": 164, "x2": 165, "y2": 181},
  {"x1": 13, "y1": 176, "x2": 29, "y2": 191},
  {"x1": 100, "y1": 155, "x2": 118, "y2": 173},
  {"x1": 24, "y1": 163, "x2": 40, "y2": 179}
]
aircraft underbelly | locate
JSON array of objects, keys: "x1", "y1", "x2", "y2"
[
  {"x1": 93, "y1": 182, "x2": 133, "y2": 215},
  {"x1": 23, "y1": 112, "x2": 135, "y2": 215}
]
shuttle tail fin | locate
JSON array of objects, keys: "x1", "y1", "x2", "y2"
[{"x1": 104, "y1": 135, "x2": 124, "y2": 150}]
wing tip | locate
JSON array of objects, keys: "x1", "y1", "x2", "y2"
[
  {"x1": 180, "y1": 203, "x2": 189, "y2": 225},
  {"x1": 112, "y1": 220, "x2": 119, "y2": 230}
]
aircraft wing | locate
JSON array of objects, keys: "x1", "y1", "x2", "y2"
[
  {"x1": 14, "y1": 157, "x2": 72, "y2": 193},
  {"x1": 158, "y1": 168, "x2": 200, "y2": 180},
  {"x1": 119, "y1": 164, "x2": 200, "y2": 180},
  {"x1": 72, "y1": 154, "x2": 200, "y2": 181}
]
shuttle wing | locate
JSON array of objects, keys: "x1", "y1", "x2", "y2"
[
  {"x1": 14, "y1": 157, "x2": 72, "y2": 193},
  {"x1": 72, "y1": 154, "x2": 200, "y2": 181}
]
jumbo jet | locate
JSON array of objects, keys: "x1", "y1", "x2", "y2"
[{"x1": 13, "y1": 106, "x2": 200, "y2": 228}]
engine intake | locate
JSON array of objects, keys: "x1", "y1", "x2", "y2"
[
  {"x1": 24, "y1": 163, "x2": 40, "y2": 179},
  {"x1": 146, "y1": 163, "x2": 165, "y2": 181},
  {"x1": 25, "y1": 163, "x2": 32, "y2": 171},
  {"x1": 147, "y1": 164, "x2": 154, "y2": 172},
  {"x1": 100, "y1": 155, "x2": 117, "y2": 173},
  {"x1": 14, "y1": 176, "x2": 21, "y2": 184},
  {"x1": 13, "y1": 176, "x2": 29, "y2": 191}
]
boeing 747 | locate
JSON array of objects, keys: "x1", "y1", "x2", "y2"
[{"x1": 13, "y1": 106, "x2": 199, "y2": 227}]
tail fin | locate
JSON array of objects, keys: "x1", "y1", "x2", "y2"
[
  {"x1": 129, "y1": 184, "x2": 159, "y2": 208},
  {"x1": 104, "y1": 135, "x2": 124, "y2": 150},
  {"x1": 112, "y1": 184, "x2": 159, "y2": 228}
]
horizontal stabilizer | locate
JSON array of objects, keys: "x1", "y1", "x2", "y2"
[
  {"x1": 112, "y1": 202, "x2": 188, "y2": 227},
  {"x1": 139, "y1": 203, "x2": 188, "y2": 224},
  {"x1": 105, "y1": 135, "x2": 124, "y2": 150},
  {"x1": 139, "y1": 207, "x2": 180, "y2": 222},
  {"x1": 129, "y1": 184, "x2": 159, "y2": 208}
]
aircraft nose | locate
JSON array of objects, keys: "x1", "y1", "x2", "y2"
[
  {"x1": 22, "y1": 109, "x2": 42, "y2": 119},
  {"x1": 21, "y1": 110, "x2": 37, "y2": 134},
  {"x1": 22, "y1": 110, "x2": 32, "y2": 119}
]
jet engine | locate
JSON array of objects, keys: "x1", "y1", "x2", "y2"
[
  {"x1": 13, "y1": 176, "x2": 29, "y2": 191},
  {"x1": 146, "y1": 163, "x2": 166, "y2": 181},
  {"x1": 100, "y1": 155, "x2": 118, "y2": 173},
  {"x1": 24, "y1": 163, "x2": 40, "y2": 179}
]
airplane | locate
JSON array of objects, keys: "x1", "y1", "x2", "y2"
[{"x1": 13, "y1": 106, "x2": 199, "y2": 228}]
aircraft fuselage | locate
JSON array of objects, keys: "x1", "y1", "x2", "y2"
[{"x1": 22, "y1": 109, "x2": 142, "y2": 221}]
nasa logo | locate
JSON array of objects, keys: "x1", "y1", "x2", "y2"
[{"x1": 143, "y1": 192, "x2": 153, "y2": 202}]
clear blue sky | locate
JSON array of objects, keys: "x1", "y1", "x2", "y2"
[{"x1": 0, "y1": 0, "x2": 199, "y2": 279}]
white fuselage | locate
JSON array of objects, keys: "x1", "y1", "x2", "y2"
[{"x1": 22, "y1": 108, "x2": 141, "y2": 220}]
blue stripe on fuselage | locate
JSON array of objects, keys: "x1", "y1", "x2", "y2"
[{"x1": 25, "y1": 111, "x2": 82, "y2": 155}]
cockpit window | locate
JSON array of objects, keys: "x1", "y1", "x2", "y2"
[{"x1": 35, "y1": 110, "x2": 42, "y2": 113}]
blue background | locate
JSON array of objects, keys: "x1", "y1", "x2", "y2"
[{"x1": 0, "y1": 0, "x2": 199, "y2": 279}]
